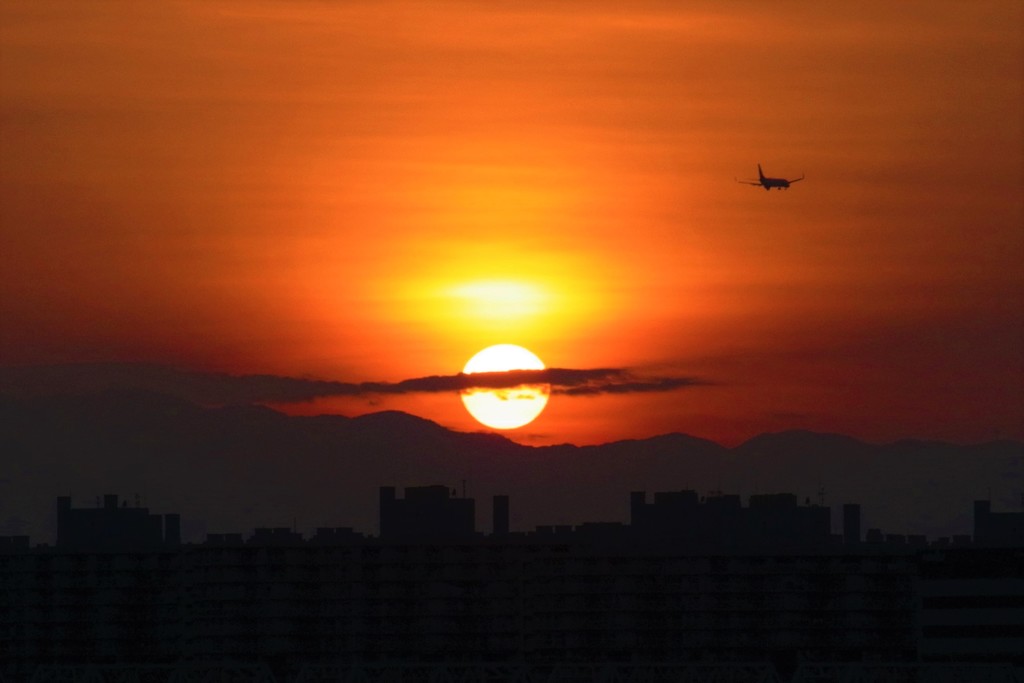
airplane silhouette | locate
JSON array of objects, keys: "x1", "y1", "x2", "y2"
[{"x1": 737, "y1": 164, "x2": 804, "y2": 191}]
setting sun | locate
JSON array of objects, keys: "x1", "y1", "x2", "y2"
[
  {"x1": 1, "y1": 0, "x2": 1020, "y2": 447},
  {"x1": 461, "y1": 344, "x2": 550, "y2": 430}
]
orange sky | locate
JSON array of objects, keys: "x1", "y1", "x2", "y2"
[{"x1": 2, "y1": 0, "x2": 1022, "y2": 445}]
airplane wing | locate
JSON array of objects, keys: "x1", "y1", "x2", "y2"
[
  {"x1": 788, "y1": 175, "x2": 805, "y2": 183},
  {"x1": 735, "y1": 178, "x2": 762, "y2": 185}
]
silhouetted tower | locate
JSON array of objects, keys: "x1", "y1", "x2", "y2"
[
  {"x1": 164, "y1": 513, "x2": 181, "y2": 546},
  {"x1": 974, "y1": 500, "x2": 991, "y2": 545},
  {"x1": 379, "y1": 486, "x2": 397, "y2": 538},
  {"x1": 630, "y1": 492, "x2": 647, "y2": 527},
  {"x1": 843, "y1": 503, "x2": 861, "y2": 546},
  {"x1": 56, "y1": 496, "x2": 72, "y2": 546}
]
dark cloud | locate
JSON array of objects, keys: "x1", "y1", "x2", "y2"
[
  {"x1": 0, "y1": 363, "x2": 706, "y2": 405},
  {"x1": 556, "y1": 375, "x2": 704, "y2": 396}
]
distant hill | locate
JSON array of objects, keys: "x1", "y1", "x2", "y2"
[{"x1": 0, "y1": 391, "x2": 1020, "y2": 543}]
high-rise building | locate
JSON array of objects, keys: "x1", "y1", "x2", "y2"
[
  {"x1": 56, "y1": 495, "x2": 179, "y2": 551},
  {"x1": 379, "y1": 485, "x2": 475, "y2": 541}
]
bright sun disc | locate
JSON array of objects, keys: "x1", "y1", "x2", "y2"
[{"x1": 461, "y1": 344, "x2": 550, "y2": 430}]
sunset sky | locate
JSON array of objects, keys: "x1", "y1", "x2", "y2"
[{"x1": 2, "y1": 0, "x2": 1022, "y2": 446}]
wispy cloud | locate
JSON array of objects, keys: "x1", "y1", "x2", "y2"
[{"x1": 0, "y1": 363, "x2": 706, "y2": 404}]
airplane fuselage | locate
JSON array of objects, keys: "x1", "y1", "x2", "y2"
[
  {"x1": 759, "y1": 177, "x2": 791, "y2": 190},
  {"x1": 737, "y1": 164, "x2": 804, "y2": 191}
]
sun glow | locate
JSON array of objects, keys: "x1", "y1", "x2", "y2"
[
  {"x1": 449, "y1": 280, "x2": 549, "y2": 321},
  {"x1": 461, "y1": 344, "x2": 550, "y2": 430}
]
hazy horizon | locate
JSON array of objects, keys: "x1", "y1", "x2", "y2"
[
  {"x1": 3, "y1": 1, "x2": 1022, "y2": 448},
  {"x1": 2, "y1": 389, "x2": 1020, "y2": 547}
]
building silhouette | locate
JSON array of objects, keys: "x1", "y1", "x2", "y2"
[
  {"x1": 0, "y1": 489, "x2": 1021, "y2": 682},
  {"x1": 56, "y1": 494, "x2": 179, "y2": 551},
  {"x1": 629, "y1": 490, "x2": 830, "y2": 550},
  {"x1": 974, "y1": 499, "x2": 1024, "y2": 546},
  {"x1": 918, "y1": 547, "x2": 1024, "y2": 665},
  {"x1": 843, "y1": 503, "x2": 861, "y2": 546},
  {"x1": 378, "y1": 484, "x2": 475, "y2": 542}
]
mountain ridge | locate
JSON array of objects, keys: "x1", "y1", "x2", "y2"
[{"x1": 0, "y1": 390, "x2": 1020, "y2": 543}]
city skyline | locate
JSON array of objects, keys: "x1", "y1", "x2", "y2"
[
  {"x1": 4, "y1": 480, "x2": 1021, "y2": 679},
  {"x1": 26, "y1": 482, "x2": 1021, "y2": 550},
  {"x1": 2, "y1": 1, "x2": 1022, "y2": 447},
  {"x1": 6, "y1": 494, "x2": 1021, "y2": 680},
  {"x1": 1, "y1": 393, "x2": 1019, "y2": 545}
]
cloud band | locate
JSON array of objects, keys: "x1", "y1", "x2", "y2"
[{"x1": 0, "y1": 363, "x2": 705, "y2": 405}]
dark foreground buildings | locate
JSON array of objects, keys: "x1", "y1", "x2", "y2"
[
  {"x1": 56, "y1": 494, "x2": 181, "y2": 551},
  {"x1": 1, "y1": 488, "x2": 1021, "y2": 682}
]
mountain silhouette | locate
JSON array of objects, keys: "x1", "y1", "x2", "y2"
[{"x1": 0, "y1": 390, "x2": 1020, "y2": 543}]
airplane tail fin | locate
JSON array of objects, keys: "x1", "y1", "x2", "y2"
[{"x1": 757, "y1": 163, "x2": 765, "y2": 180}]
